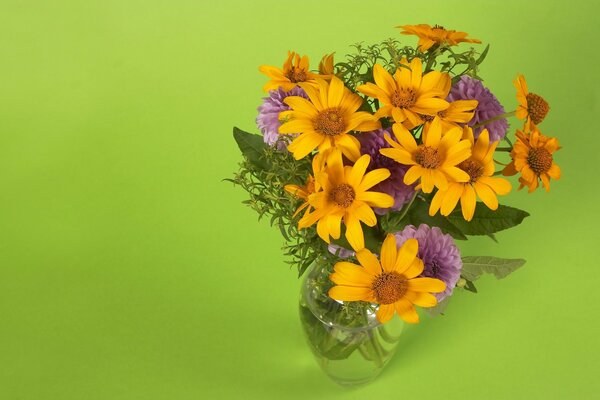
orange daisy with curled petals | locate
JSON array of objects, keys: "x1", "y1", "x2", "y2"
[
  {"x1": 279, "y1": 76, "x2": 381, "y2": 161},
  {"x1": 379, "y1": 118, "x2": 472, "y2": 193},
  {"x1": 398, "y1": 24, "x2": 481, "y2": 52},
  {"x1": 259, "y1": 51, "x2": 320, "y2": 92},
  {"x1": 514, "y1": 74, "x2": 550, "y2": 130},
  {"x1": 298, "y1": 149, "x2": 393, "y2": 251},
  {"x1": 503, "y1": 127, "x2": 561, "y2": 192},
  {"x1": 357, "y1": 59, "x2": 449, "y2": 129},
  {"x1": 429, "y1": 128, "x2": 512, "y2": 221},
  {"x1": 329, "y1": 234, "x2": 446, "y2": 324}
]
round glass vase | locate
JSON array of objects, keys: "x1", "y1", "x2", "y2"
[{"x1": 299, "y1": 261, "x2": 404, "y2": 386}]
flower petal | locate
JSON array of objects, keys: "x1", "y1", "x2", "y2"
[
  {"x1": 329, "y1": 285, "x2": 374, "y2": 302},
  {"x1": 407, "y1": 277, "x2": 446, "y2": 293}
]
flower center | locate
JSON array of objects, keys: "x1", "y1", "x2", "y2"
[
  {"x1": 525, "y1": 93, "x2": 550, "y2": 125},
  {"x1": 527, "y1": 147, "x2": 553, "y2": 174},
  {"x1": 329, "y1": 184, "x2": 355, "y2": 208},
  {"x1": 419, "y1": 113, "x2": 435, "y2": 123},
  {"x1": 391, "y1": 88, "x2": 417, "y2": 109},
  {"x1": 414, "y1": 146, "x2": 441, "y2": 169},
  {"x1": 372, "y1": 272, "x2": 408, "y2": 305},
  {"x1": 285, "y1": 67, "x2": 307, "y2": 83},
  {"x1": 457, "y1": 159, "x2": 484, "y2": 183},
  {"x1": 314, "y1": 108, "x2": 345, "y2": 136}
]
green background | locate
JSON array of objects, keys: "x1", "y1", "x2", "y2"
[{"x1": 1, "y1": 0, "x2": 598, "y2": 398}]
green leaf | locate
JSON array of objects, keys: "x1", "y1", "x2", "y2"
[
  {"x1": 232, "y1": 126, "x2": 270, "y2": 170},
  {"x1": 461, "y1": 256, "x2": 526, "y2": 281},
  {"x1": 448, "y1": 203, "x2": 529, "y2": 236},
  {"x1": 476, "y1": 44, "x2": 490, "y2": 65}
]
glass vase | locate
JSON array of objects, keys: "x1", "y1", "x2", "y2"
[{"x1": 299, "y1": 261, "x2": 404, "y2": 386}]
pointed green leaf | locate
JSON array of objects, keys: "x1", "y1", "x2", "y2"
[
  {"x1": 232, "y1": 126, "x2": 270, "y2": 170},
  {"x1": 461, "y1": 256, "x2": 526, "y2": 281},
  {"x1": 448, "y1": 203, "x2": 529, "y2": 236}
]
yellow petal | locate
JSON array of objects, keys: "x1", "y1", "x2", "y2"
[
  {"x1": 329, "y1": 285, "x2": 374, "y2": 301},
  {"x1": 358, "y1": 168, "x2": 391, "y2": 192},
  {"x1": 356, "y1": 248, "x2": 383, "y2": 276},
  {"x1": 405, "y1": 291, "x2": 438, "y2": 307},
  {"x1": 355, "y1": 191, "x2": 394, "y2": 208},
  {"x1": 344, "y1": 215, "x2": 365, "y2": 251},
  {"x1": 407, "y1": 277, "x2": 446, "y2": 293},
  {"x1": 353, "y1": 202, "x2": 377, "y2": 226},
  {"x1": 287, "y1": 131, "x2": 323, "y2": 160},
  {"x1": 402, "y1": 258, "x2": 424, "y2": 279},
  {"x1": 376, "y1": 303, "x2": 396, "y2": 323},
  {"x1": 380, "y1": 234, "x2": 398, "y2": 272},
  {"x1": 328, "y1": 76, "x2": 345, "y2": 108},
  {"x1": 332, "y1": 261, "x2": 376, "y2": 285},
  {"x1": 474, "y1": 181, "x2": 499, "y2": 210},
  {"x1": 394, "y1": 299, "x2": 419, "y2": 323},
  {"x1": 373, "y1": 64, "x2": 396, "y2": 96},
  {"x1": 440, "y1": 183, "x2": 463, "y2": 215},
  {"x1": 460, "y1": 184, "x2": 477, "y2": 221},
  {"x1": 394, "y1": 238, "x2": 419, "y2": 273}
]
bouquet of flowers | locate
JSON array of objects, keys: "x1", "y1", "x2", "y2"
[{"x1": 230, "y1": 24, "x2": 560, "y2": 384}]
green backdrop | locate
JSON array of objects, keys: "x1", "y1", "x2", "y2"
[{"x1": 1, "y1": 0, "x2": 598, "y2": 398}]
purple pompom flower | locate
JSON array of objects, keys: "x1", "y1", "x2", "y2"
[
  {"x1": 256, "y1": 87, "x2": 308, "y2": 150},
  {"x1": 357, "y1": 128, "x2": 416, "y2": 215},
  {"x1": 447, "y1": 76, "x2": 508, "y2": 142},
  {"x1": 394, "y1": 224, "x2": 462, "y2": 301}
]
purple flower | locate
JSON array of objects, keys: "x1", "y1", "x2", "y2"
[
  {"x1": 256, "y1": 87, "x2": 307, "y2": 150},
  {"x1": 447, "y1": 76, "x2": 508, "y2": 142},
  {"x1": 394, "y1": 224, "x2": 462, "y2": 301},
  {"x1": 357, "y1": 129, "x2": 416, "y2": 215}
]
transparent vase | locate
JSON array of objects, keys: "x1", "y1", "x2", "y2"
[{"x1": 299, "y1": 261, "x2": 404, "y2": 386}]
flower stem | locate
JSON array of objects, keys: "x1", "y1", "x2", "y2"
[
  {"x1": 397, "y1": 190, "x2": 419, "y2": 222},
  {"x1": 496, "y1": 147, "x2": 512, "y2": 152},
  {"x1": 472, "y1": 110, "x2": 516, "y2": 128}
]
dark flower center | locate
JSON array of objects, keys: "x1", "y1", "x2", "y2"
[
  {"x1": 415, "y1": 146, "x2": 441, "y2": 169},
  {"x1": 391, "y1": 88, "x2": 417, "y2": 109},
  {"x1": 285, "y1": 67, "x2": 307, "y2": 83},
  {"x1": 372, "y1": 272, "x2": 408, "y2": 304},
  {"x1": 314, "y1": 108, "x2": 345, "y2": 136},
  {"x1": 525, "y1": 93, "x2": 550, "y2": 125},
  {"x1": 458, "y1": 159, "x2": 484, "y2": 183},
  {"x1": 329, "y1": 184, "x2": 355, "y2": 208},
  {"x1": 527, "y1": 147, "x2": 553, "y2": 174}
]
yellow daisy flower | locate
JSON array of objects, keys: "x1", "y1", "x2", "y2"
[
  {"x1": 279, "y1": 76, "x2": 381, "y2": 161},
  {"x1": 259, "y1": 51, "x2": 320, "y2": 92},
  {"x1": 514, "y1": 74, "x2": 550, "y2": 129},
  {"x1": 298, "y1": 149, "x2": 394, "y2": 251},
  {"x1": 356, "y1": 59, "x2": 449, "y2": 129},
  {"x1": 329, "y1": 234, "x2": 446, "y2": 324},
  {"x1": 429, "y1": 128, "x2": 512, "y2": 221},
  {"x1": 398, "y1": 24, "x2": 481, "y2": 52},
  {"x1": 379, "y1": 118, "x2": 472, "y2": 193},
  {"x1": 503, "y1": 127, "x2": 561, "y2": 192}
]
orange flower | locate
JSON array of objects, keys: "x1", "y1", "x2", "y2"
[
  {"x1": 514, "y1": 74, "x2": 550, "y2": 130},
  {"x1": 398, "y1": 24, "x2": 481, "y2": 52},
  {"x1": 259, "y1": 51, "x2": 320, "y2": 92},
  {"x1": 503, "y1": 127, "x2": 561, "y2": 192}
]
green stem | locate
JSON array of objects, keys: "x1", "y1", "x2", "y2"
[
  {"x1": 496, "y1": 147, "x2": 512, "y2": 152},
  {"x1": 397, "y1": 190, "x2": 419, "y2": 222},
  {"x1": 472, "y1": 110, "x2": 516, "y2": 128}
]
